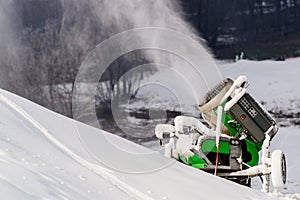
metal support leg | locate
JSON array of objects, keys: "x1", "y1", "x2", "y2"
[{"x1": 262, "y1": 134, "x2": 271, "y2": 193}]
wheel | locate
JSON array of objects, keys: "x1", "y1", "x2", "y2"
[{"x1": 271, "y1": 150, "x2": 287, "y2": 189}]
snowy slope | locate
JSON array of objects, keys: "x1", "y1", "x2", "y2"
[{"x1": 0, "y1": 89, "x2": 283, "y2": 199}]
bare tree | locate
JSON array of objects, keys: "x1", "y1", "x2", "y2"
[{"x1": 95, "y1": 51, "x2": 155, "y2": 117}]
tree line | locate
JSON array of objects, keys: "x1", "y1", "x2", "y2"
[{"x1": 180, "y1": 0, "x2": 300, "y2": 59}]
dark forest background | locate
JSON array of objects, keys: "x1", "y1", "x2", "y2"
[{"x1": 18, "y1": 0, "x2": 300, "y2": 59}]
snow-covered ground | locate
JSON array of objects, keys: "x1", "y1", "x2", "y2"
[
  {"x1": 0, "y1": 86, "x2": 290, "y2": 199},
  {"x1": 1, "y1": 58, "x2": 300, "y2": 199}
]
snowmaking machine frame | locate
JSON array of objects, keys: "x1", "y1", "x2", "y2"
[{"x1": 155, "y1": 75, "x2": 287, "y2": 193}]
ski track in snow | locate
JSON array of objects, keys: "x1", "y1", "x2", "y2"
[{"x1": 0, "y1": 93, "x2": 154, "y2": 200}]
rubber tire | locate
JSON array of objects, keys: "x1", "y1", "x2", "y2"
[{"x1": 271, "y1": 150, "x2": 287, "y2": 189}]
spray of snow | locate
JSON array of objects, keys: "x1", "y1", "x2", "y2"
[{"x1": 61, "y1": 0, "x2": 222, "y2": 103}]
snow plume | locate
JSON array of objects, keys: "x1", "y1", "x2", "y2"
[
  {"x1": 60, "y1": 0, "x2": 198, "y2": 41},
  {"x1": 64, "y1": 0, "x2": 223, "y2": 139},
  {"x1": 60, "y1": 0, "x2": 210, "y2": 72},
  {"x1": 62, "y1": 0, "x2": 222, "y2": 102}
]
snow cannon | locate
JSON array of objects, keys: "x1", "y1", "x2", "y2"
[{"x1": 155, "y1": 75, "x2": 287, "y2": 193}]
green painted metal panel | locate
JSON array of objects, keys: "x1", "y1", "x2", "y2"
[
  {"x1": 201, "y1": 140, "x2": 230, "y2": 154},
  {"x1": 245, "y1": 139, "x2": 259, "y2": 166}
]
